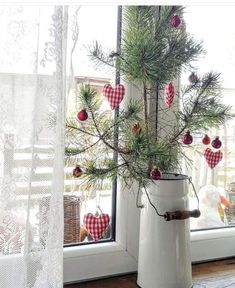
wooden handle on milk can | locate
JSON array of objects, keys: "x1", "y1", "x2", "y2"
[{"x1": 164, "y1": 209, "x2": 201, "y2": 221}]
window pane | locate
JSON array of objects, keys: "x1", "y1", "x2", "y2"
[
  {"x1": 182, "y1": 6, "x2": 235, "y2": 230},
  {"x1": 65, "y1": 6, "x2": 118, "y2": 245}
]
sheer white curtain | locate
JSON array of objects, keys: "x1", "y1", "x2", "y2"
[{"x1": 0, "y1": 6, "x2": 78, "y2": 288}]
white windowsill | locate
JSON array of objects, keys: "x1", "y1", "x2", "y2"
[
  {"x1": 63, "y1": 241, "x2": 124, "y2": 258},
  {"x1": 191, "y1": 227, "x2": 235, "y2": 241}
]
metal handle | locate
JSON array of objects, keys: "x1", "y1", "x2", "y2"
[{"x1": 164, "y1": 209, "x2": 201, "y2": 221}]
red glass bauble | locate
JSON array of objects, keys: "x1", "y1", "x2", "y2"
[
  {"x1": 183, "y1": 131, "x2": 193, "y2": 145},
  {"x1": 170, "y1": 15, "x2": 181, "y2": 28},
  {"x1": 73, "y1": 166, "x2": 82, "y2": 177},
  {"x1": 188, "y1": 72, "x2": 198, "y2": 84},
  {"x1": 202, "y1": 134, "x2": 211, "y2": 145},
  {"x1": 150, "y1": 168, "x2": 162, "y2": 180},
  {"x1": 77, "y1": 109, "x2": 88, "y2": 121},
  {"x1": 132, "y1": 122, "x2": 141, "y2": 134},
  {"x1": 211, "y1": 136, "x2": 222, "y2": 149}
]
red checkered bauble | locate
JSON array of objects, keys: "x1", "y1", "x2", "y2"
[
  {"x1": 204, "y1": 148, "x2": 223, "y2": 169},
  {"x1": 103, "y1": 84, "x2": 125, "y2": 110},
  {"x1": 83, "y1": 213, "x2": 110, "y2": 241},
  {"x1": 164, "y1": 82, "x2": 175, "y2": 108}
]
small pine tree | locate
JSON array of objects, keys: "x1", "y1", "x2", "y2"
[{"x1": 66, "y1": 6, "x2": 232, "y2": 189}]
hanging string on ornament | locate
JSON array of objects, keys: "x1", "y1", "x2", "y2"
[
  {"x1": 96, "y1": 205, "x2": 103, "y2": 216},
  {"x1": 95, "y1": 180, "x2": 102, "y2": 216}
]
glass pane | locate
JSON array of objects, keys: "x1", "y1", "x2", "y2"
[
  {"x1": 65, "y1": 6, "x2": 118, "y2": 245},
  {"x1": 182, "y1": 6, "x2": 235, "y2": 230}
]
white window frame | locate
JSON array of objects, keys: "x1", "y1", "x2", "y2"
[
  {"x1": 64, "y1": 182, "x2": 140, "y2": 283},
  {"x1": 191, "y1": 228, "x2": 235, "y2": 262}
]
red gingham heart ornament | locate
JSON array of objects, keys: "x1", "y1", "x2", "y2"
[
  {"x1": 103, "y1": 84, "x2": 125, "y2": 110},
  {"x1": 164, "y1": 82, "x2": 175, "y2": 108},
  {"x1": 83, "y1": 213, "x2": 110, "y2": 241},
  {"x1": 204, "y1": 148, "x2": 223, "y2": 169}
]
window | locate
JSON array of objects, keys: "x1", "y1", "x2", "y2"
[
  {"x1": 64, "y1": 6, "x2": 139, "y2": 283},
  {"x1": 182, "y1": 5, "x2": 235, "y2": 262},
  {"x1": 64, "y1": 6, "x2": 118, "y2": 246},
  {"x1": 64, "y1": 6, "x2": 235, "y2": 282}
]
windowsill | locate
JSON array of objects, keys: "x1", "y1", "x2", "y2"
[
  {"x1": 63, "y1": 226, "x2": 235, "y2": 259},
  {"x1": 191, "y1": 227, "x2": 235, "y2": 241},
  {"x1": 63, "y1": 241, "x2": 124, "y2": 259}
]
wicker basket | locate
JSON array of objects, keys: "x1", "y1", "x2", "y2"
[
  {"x1": 225, "y1": 206, "x2": 235, "y2": 226},
  {"x1": 64, "y1": 195, "x2": 80, "y2": 244},
  {"x1": 40, "y1": 195, "x2": 81, "y2": 245}
]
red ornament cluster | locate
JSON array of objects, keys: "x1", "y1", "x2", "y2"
[
  {"x1": 202, "y1": 135, "x2": 222, "y2": 149},
  {"x1": 202, "y1": 134, "x2": 223, "y2": 169}
]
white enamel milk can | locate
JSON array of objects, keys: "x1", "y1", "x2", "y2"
[{"x1": 137, "y1": 173, "x2": 200, "y2": 288}]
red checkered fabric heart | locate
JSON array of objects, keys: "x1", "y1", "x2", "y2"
[
  {"x1": 164, "y1": 82, "x2": 175, "y2": 108},
  {"x1": 103, "y1": 84, "x2": 125, "y2": 110},
  {"x1": 83, "y1": 213, "x2": 110, "y2": 241},
  {"x1": 204, "y1": 148, "x2": 223, "y2": 169}
]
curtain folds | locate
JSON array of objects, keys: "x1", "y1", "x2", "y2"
[{"x1": 0, "y1": 6, "x2": 78, "y2": 288}]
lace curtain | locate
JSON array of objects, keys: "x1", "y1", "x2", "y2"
[{"x1": 0, "y1": 6, "x2": 78, "y2": 288}]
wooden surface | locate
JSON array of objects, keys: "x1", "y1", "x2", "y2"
[
  {"x1": 192, "y1": 258, "x2": 235, "y2": 287},
  {"x1": 65, "y1": 258, "x2": 235, "y2": 288}
]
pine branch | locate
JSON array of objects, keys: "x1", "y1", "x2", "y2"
[
  {"x1": 143, "y1": 84, "x2": 149, "y2": 131},
  {"x1": 89, "y1": 41, "x2": 115, "y2": 69},
  {"x1": 66, "y1": 98, "x2": 143, "y2": 158},
  {"x1": 85, "y1": 161, "x2": 127, "y2": 180},
  {"x1": 86, "y1": 95, "x2": 131, "y2": 155},
  {"x1": 170, "y1": 72, "x2": 232, "y2": 143},
  {"x1": 66, "y1": 123, "x2": 97, "y2": 138},
  {"x1": 65, "y1": 136, "x2": 101, "y2": 155}
]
